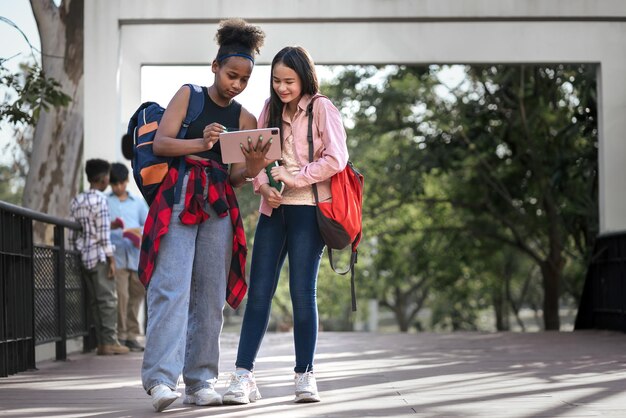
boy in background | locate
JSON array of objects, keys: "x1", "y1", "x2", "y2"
[
  {"x1": 108, "y1": 162, "x2": 149, "y2": 352},
  {"x1": 70, "y1": 159, "x2": 129, "y2": 355}
]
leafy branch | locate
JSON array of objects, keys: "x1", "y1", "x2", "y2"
[{"x1": 1, "y1": 62, "x2": 71, "y2": 126}]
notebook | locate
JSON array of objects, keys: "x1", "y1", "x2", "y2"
[{"x1": 265, "y1": 161, "x2": 285, "y2": 193}]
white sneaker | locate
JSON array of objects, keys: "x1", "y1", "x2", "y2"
[
  {"x1": 222, "y1": 371, "x2": 262, "y2": 404},
  {"x1": 183, "y1": 385, "x2": 222, "y2": 406},
  {"x1": 294, "y1": 371, "x2": 321, "y2": 403},
  {"x1": 150, "y1": 384, "x2": 181, "y2": 412}
]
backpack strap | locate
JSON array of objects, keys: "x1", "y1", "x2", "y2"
[
  {"x1": 306, "y1": 94, "x2": 358, "y2": 312},
  {"x1": 306, "y1": 94, "x2": 325, "y2": 204},
  {"x1": 328, "y1": 250, "x2": 358, "y2": 311},
  {"x1": 172, "y1": 83, "x2": 205, "y2": 204},
  {"x1": 182, "y1": 83, "x2": 205, "y2": 129}
]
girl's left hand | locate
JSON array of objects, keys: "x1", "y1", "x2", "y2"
[
  {"x1": 270, "y1": 165, "x2": 296, "y2": 189},
  {"x1": 241, "y1": 135, "x2": 272, "y2": 178}
]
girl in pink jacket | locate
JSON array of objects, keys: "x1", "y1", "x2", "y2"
[{"x1": 223, "y1": 46, "x2": 348, "y2": 405}]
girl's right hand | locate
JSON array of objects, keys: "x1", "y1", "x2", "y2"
[
  {"x1": 202, "y1": 123, "x2": 225, "y2": 150},
  {"x1": 260, "y1": 184, "x2": 282, "y2": 208}
]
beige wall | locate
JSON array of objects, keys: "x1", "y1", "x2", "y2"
[{"x1": 85, "y1": 0, "x2": 626, "y2": 233}]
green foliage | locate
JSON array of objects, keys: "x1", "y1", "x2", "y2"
[
  {"x1": 420, "y1": 65, "x2": 598, "y2": 262},
  {"x1": 317, "y1": 248, "x2": 361, "y2": 330},
  {"x1": 0, "y1": 164, "x2": 23, "y2": 204},
  {"x1": 0, "y1": 60, "x2": 69, "y2": 209},
  {"x1": 325, "y1": 64, "x2": 598, "y2": 331},
  {"x1": 1, "y1": 61, "x2": 72, "y2": 127},
  {"x1": 419, "y1": 65, "x2": 597, "y2": 329}
]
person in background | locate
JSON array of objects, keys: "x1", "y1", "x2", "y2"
[
  {"x1": 69, "y1": 159, "x2": 129, "y2": 356},
  {"x1": 223, "y1": 46, "x2": 348, "y2": 405},
  {"x1": 108, "y1": 162, "x2": 149, "y2": 352},
  {"x1": 140, "y1": 18, "x2": 268, "y2": 412}
]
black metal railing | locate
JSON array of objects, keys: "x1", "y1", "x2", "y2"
[
  {"x1": 575, "y1": 232, "x2": 626, "y2": 332},
  {"x1": 0, "y1": 200, "x2": 92, "y2": 377}
]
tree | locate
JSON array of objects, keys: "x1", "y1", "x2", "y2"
[
  {"x1": 419, "y1": 65, "x2": 598, "y2": 330},
  {"x1": 22, "y1": 0, "x2": 83, "y2": 227},
  {"x1": 1, "y1": 15, "x2": 72, "y2": 205},
  {"x1": 1, "y1": 61, "x2": 70, "y2": 127},
  {"x1": 323, "y1": 67, "x2": 469, "y2": 331},
  {"x1": 371, "y1": 202, "x2": 460, "y2": 332},
  {"x1": 326, "y1": 64, "x2": 597, "y2": 331}
]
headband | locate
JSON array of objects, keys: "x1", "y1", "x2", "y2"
[{"x1": 217, "y1": 52, "x2": 254, "y2": 63}]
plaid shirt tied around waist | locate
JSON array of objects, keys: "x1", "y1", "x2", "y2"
[{"x1": 138, "y1": 157, "x2": 248, "y2": 309}]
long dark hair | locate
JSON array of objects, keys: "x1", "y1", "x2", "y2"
[{"x1": 267, "y1": 46, "x2": 319, "y2": 134}]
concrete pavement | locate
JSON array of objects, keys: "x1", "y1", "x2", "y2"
[{"x1": 1, "y1": 331, "x2": 626, "y2": 417}]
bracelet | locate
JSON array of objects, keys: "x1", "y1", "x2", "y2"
[
  {"x1": 241, "y1": 167, "x2": 256, "y2": 182},
  {"x1": 242, "y1": 169, "x2": 255, "y2": 183}
]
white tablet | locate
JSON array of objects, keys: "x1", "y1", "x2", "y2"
[{"x1": 220, "y1": 128, "x2": 282, "y2": 164}]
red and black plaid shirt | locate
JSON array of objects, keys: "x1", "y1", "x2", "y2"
[{"x1": 138, "y1": 157, "x2": 247, "y2": 309}]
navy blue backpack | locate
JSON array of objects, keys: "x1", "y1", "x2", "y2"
[{"x1": 127, "y1": 83, "x2": 205, "y2": 206}]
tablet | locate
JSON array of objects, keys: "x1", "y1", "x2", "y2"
[{"x1": 219, "y1": 128, "x2": 282, "y2": 164}]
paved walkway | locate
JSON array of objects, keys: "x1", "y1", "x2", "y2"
[{"x1": 2, "y1": 331, "x2": 626, "y2": 417}]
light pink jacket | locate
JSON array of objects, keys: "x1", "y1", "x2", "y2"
[{"x1": 253, "y1": 94, "x2": 349, "y2": 216}]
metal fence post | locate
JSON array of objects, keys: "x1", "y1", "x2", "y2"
[
  {"x1": 0, "y1": 205, "x2": 36, "y2": 376},
  {"x1": 54, "y1": 225, "x2": 67, "y2": 361}
]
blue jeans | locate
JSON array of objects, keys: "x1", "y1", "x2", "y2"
[
  {"x1": 236, "y1": 205, "x2": 325, "y2": 373},
  {"x1": 141, "y1": 173, "x2": 232, "y2": 395}
]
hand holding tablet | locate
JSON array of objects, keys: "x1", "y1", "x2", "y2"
[{"x1": 220, "y1": 128, "x2": 282, "y2": 164}]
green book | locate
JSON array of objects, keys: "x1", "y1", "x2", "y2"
[{"x1": 265, "y1": 161, "x2": 285, "y2": 193}]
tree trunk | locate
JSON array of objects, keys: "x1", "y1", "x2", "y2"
[
  {"x1": 493, "y1": 270, "x2": 510, "y2": 331},
  {"x1": 540, "y1": 232, "x2": 565, "y2": 330},
  {"x1": 23, "y1": 0, "x2": 83, "y2": 240},
  {"x1": 395, "y1": 306, "x2": 410, "y2": 332},
  {"x1": 540, "y1": 258, "x2": 563, "y2": 330},
  {"x1": 493, "y1": 288, "x2": 505, "y2": 331},
  {"x1": 393, "y1": 293, "x2": 410, "y2": 332},
  {"x1": 540, "y1": 181, "x2": 566, "y2": 331},
  {"x1": 507, "y1": 266, "x2": 534, "y2": 332}
]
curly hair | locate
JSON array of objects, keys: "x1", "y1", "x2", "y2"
[
  {"x1": 85, "y1": 159, "x2": 110, "y2": 183},
  {"x1": 215, "y1": 18, "x2": 265, "y2": 62}
]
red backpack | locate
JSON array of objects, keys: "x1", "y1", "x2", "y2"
[{"x1": 307, "y1": 95, "x2": 364, "y2": 311}]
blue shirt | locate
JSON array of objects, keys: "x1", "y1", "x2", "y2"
[{"x1": 107, "y1": 191, "x2": 149, "y2": 270}]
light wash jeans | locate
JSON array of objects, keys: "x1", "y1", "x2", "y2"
[{"x1": 141, "y1": 173, "x2": 232, "y2": 395}]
